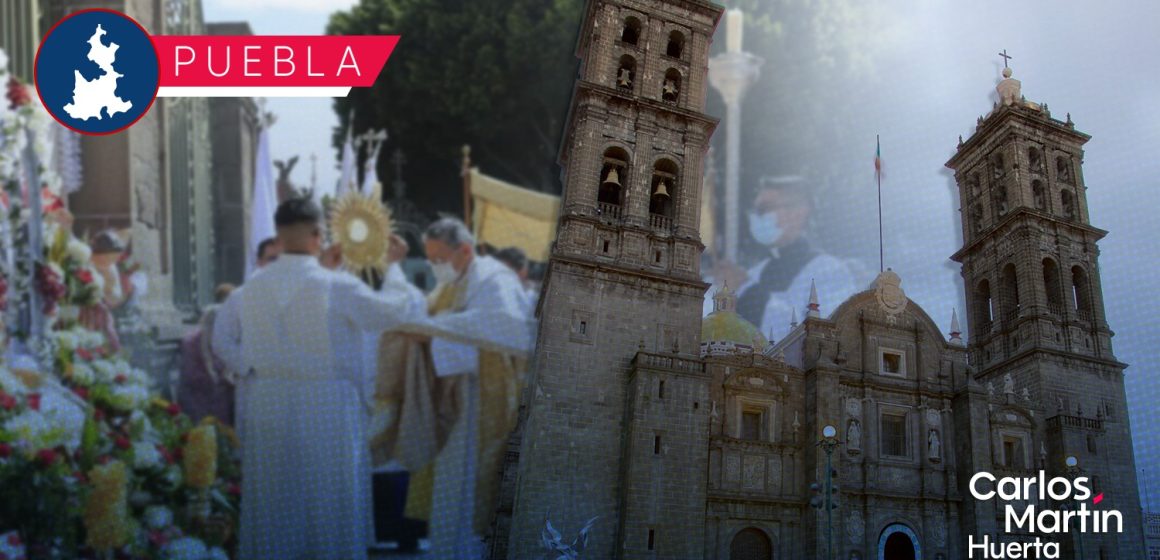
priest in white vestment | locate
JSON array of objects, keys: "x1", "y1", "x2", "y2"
[
  {"x1": 236, "y1": 198, "x2": 417, "y2": 560},
  {"x1": 423, "y1": 218, "x2": 533, "y2": 558}
]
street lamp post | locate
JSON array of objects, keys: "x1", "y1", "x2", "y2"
[
  {"x1": 818, "y1": 425, "x2": 840, "y2": 560},
  {"x1": 1065, "y1": 456, "x2": 1086, "y2": 560}
]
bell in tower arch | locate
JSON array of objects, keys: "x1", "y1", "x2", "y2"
[
  {"x1": 603, "y1": 166, "x2": 621, "y2": 190},
  {"x1": 653, "y1": 179, "x2": 671, "y2": 198}
]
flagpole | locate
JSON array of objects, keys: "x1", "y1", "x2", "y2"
[{"x1": 876, "y1": 134, "x2": 884, "y2": 273}]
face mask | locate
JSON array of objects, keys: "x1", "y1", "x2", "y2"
[
  {"x1": 748, "y1": 211, "x2": 782, "y2": 246},
  {"x1": 430, "y1": 261, "x2": 459, "y2": 285}
]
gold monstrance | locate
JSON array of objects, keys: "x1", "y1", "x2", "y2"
[{"x1": 329, "y1": 193, "x2": 393, "y2": 276}]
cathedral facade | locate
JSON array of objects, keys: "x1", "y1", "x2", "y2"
[{"x1": 501, "y1": 0, "x2": 1145, "y2": 558}]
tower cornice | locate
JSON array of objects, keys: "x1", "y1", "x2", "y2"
[
  {"x1": 946, "y1": 103, "x2": 1090, "y2": 170},
  {"x1": 950, "y1": 208, "x2": 1107, "y2": 263}
]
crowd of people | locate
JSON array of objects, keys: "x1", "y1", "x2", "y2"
[{"x1": 175, "y1": 197, "x2": 537, "y2": 559}]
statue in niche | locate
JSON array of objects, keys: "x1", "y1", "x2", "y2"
[
  {"x1": 1003, "y1": 373, "x2": 1015, "y2": 395},
  {"x1": 846, "y1": 419, "x2": 862, "y2": 452},
  {"x1": 928, "y1": 429, "x2": 942, "y2": 461}
]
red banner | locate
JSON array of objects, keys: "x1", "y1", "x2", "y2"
[{"x1": 152, "y1": 35, "x2": 399, "y2": 88}]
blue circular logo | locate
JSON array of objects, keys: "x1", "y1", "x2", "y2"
[{"x1": 35, "y1": 9, "x2": 159, "y2": 136}]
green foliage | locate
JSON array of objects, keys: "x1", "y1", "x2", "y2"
[{"x1": 327, "y1": 0, "x2": 583, "y2": 219}]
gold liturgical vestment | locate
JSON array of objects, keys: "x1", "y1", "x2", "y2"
[{"x1": 370, "y1": 271, "x2": 526, "y2": 536}]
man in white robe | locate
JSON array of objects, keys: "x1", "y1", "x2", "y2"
[
  {"x1": 404, "y1": 218, "x2": 534, "y2": 559},
  {"x1": 236, "y1": 198, "x2": 417, "y2": 560}
]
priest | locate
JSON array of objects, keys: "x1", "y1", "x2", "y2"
[
  {"x1": 379, "y1": 217, "x2": 533, "y2": 559},
  {"x1": 236, "y1": 197, "x2": 416, "y2": 560}
]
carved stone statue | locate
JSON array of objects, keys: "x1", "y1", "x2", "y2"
[
  {"x1": 996, "y1": 67, "x2": 1022, "y2": 106},
  {"x1": 847, "y1": 419, "x2": 862, "y2": 451},
  {"x1": 928, "y1": 429, "x2": 942, "y2": 461},
  {"x1": 273, "y1": 156, "x2": 300, "y2": 202},
  {"x1": 987, "y1": 381, "x2": 995, "y2": 398},
  {"x1": 1003, "y1": 373, "x2": 1015, "y2": 395}
]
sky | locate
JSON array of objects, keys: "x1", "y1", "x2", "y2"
[{"x1": 200, "y1": 0, "x2": 1160, "y2": 508}]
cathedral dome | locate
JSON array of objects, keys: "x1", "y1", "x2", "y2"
[{"x1": 701, "y1": 284, "x2": 767, "y2": 353}]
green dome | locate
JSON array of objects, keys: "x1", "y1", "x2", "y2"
[{"x1": 701, "y1": 284, "x2": 767, "y2": 351}]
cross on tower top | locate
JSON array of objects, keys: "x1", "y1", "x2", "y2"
[{"x1": 998, "y1": 49, "x2": 1013, "y2": 68}]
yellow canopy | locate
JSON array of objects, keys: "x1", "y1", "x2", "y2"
[{"x1": 469, "y1": 168, "x2": 559, "y2": 262}]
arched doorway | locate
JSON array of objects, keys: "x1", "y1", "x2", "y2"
[
  {"x1": 730, "y1": 527, "x2": 772, "y2": 560},
  {"x1": 877, "y1": 524, "x2": 921, "y2": 560}
]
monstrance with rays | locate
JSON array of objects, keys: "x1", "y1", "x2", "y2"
[{"x1": 329, "y1": 192, "x2": 393, "y2": 277}]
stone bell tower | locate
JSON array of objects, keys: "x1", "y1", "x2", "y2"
[
  {"x1": 947, "y1": 64, "x2": 1144, "y2": 557},
  {"x1": 504, "y1": 0, "x2": 722, "y2": 558}
]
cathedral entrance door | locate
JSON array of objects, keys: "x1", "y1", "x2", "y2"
[
  {"x1": 877, "y1": 524, "x2": 920, "y2": 560},
  {"x1": 729, "y1": 527, "x2": 772, "y2": 560}
]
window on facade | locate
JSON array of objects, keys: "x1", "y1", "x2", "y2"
[
  {"x1": 1032, "y1": 180, "x2": 1046, "y2": 210},
  {"x1": 1002, "y1": 436, "x2": 1025, "y2": 469},
  {"x1": 622, "y1": 17, "x2": 642, "y2": 45},
  {"x1": 1043, "y1": 259, "x2": 1062, "y2": 309},
  {"x1": 880, "y1": 413, "x2": 908, "y2": 457},
  {"x1": 599, "y1": 147, "x2": 629, "y2": 210},
  {"x1": 1029, "y1": 147, "x2": 1043, "y2": 173},
  {"x1": 994, "y1": 184, "x2": 1008, "y2": 216},
  {"x1": 1057, "y1": 156, "x2": 1072, "y2": 183},
  {"x1": 881, "y1": 350, "x2": 903, "y2": 376},
  {"x1": 1061, "y1": 189, "x2": 1075, "y2": 219},
  {"x1": 661, "y1": 68, "x2": 681, "y2": 103},
  {"x1": 971, "y1": 203, "x2": 984, "y2": 234},
  {"x1": 975, "y1": 279, "x2": 994, "y2": 331},
  {"x1": 615, "y1": 55, "x2": 636, "y2": 91},
  {"x1": 666, "y1": 30, "x2": 684, "y2": 58},
  {"x1": 650, "y1": 159, "x2": 679, "y2": 219},
  {"x1": 1087, "y1": 434, "x2": 1098, "y2": 454},
  {"x1": 1072, "y1": 266, "x2": 1091, "y2": 317},
  {"x1": 647, "y1": 529, "x2": 655, "y2": 550},
  {"x1": 991, "y1": 152, "x2": 1005, "y2": 179},
  {"x1": 741, "y1": 410, "x2": 763, "y2": 441},
  {"x1": 653, "y1": 435, "x2": 661, "y2": 455},
  {"x1": 1001, "y1": 264, "x2": 1020, "y2": 321}
]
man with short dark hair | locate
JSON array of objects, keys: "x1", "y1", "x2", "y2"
[
  {"x1": 236, "y1": 197, "x2": 416, "y2": 560},
  {"x1": 255, "y1": 237, "x2": 281, "y2": 268}
]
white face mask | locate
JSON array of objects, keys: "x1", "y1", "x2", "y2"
[
  {"x1": 748, "y1": 211, "x2": 782, "y2": 246},
  {"x1": 430, "y1": 261, "x2": 459, "y2": 285}
]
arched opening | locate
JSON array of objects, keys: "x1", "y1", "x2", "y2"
[
  {"x1": 1060, "y1": 189, "x2": 1075, "y2": 219},
  {"x1": 877, "y1": 524, "x2": 919, "y2": 560},
  {"x1": 1056, "y1": 156, "x2": 1072, "y2": 183},
  {"x1": 649, "y1": 158, "x2": 679, "y2": 227},
  {"x1": 616, "y1": 55, "x2": 636, "y2": 91},
  {"x1": 1043, "y1": 259, "x2": 1062, "y2": 311},
  {"x1": 1001, "y1": 264, "x2": 1020, "y2": 322},
  {"x1": 662, "y1": 68, "x2": 681, "y2": 103},
  {"x1": 1032, "y1": 180, "x2": 1046, "y2": 210},
  {"x1": 1071, "y1": 266, "x2": 1091, "y2": 319},
  {"x1": 991, "y1": 152, "x2": 1005, "y2": 179},
  {"x1": 883, "y1": 533, "x2": 916, "y2": 560},
  {"x1": 994, "y1": 184, "x2": 1008, "y2": 216},
  {"x1": 598, "y1": 147, "x2": 629, "y2": 217},
  {"x1": 729, "y1": 527, "x2": 772, "y2": 560},
  {"x1": 621, "y1": 16, "x2": 642, "y2": 45},
  {"x1": 970, "y1": 203, "x2": 984, "y2": 234},
  {"x1": 666, "y1": 30, "x2": 685, "y2": 58},
  {"x1": 1028, "y1": 147, "x2": 1043, "y2": 174},
  {"x1": 974, "y1": 279, "x2": 993, "y2": 333},
  {"x1": 970, "y1": 172, "x2": 981, "y2": 196}
]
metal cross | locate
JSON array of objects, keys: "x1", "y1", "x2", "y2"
[{"x1": 998, "y1": 49, "x2": 1013, "y2": 68}]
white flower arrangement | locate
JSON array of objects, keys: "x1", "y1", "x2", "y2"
[
  {"x1": 109, "y1": 383, "x2": 150, "y2": 412},
  {"x1": 162, "y1": 536, "x2": 207, "y2": 560},
  {"x1": 0, "y1": 366, "x2": 29, "y2": 395},
  {"x1": 3, "y1": 408, "x2": 69, "y2": 451},
  {"x1": 132, "y1": 441, "x2": 163, "y2": 470},
  {"x1": 52, "y1": 330, "x2": 80, "y2": 351},
  {"x1": 70, "y1": 363, "x2": 95, "y2": 385},
  {"x1": 143, "y1": 505, "x2": 173, "y2": 530},
  {"x1": 67, "y1": 238, "x2": 92, "y2": 264}
]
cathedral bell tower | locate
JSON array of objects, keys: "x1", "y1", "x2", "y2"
[
  {"x1": 505, "y1": 0, "x2": 722, "y2": 558},
  {"x1": 947, "y1": 64, "x2": 1144, "y2": 557}
]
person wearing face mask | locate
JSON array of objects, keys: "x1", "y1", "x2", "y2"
[
  {"x1": 380, "y1": 217, "x2": 532, "y2": 560},
  {"x1": 709, "y1": 175, "x2": 857, "y2": 343}
]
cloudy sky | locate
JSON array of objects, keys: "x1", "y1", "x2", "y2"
[{"x1": 201, "y1": 0, "x2": 1160, "y2": 507}]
